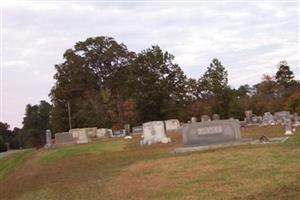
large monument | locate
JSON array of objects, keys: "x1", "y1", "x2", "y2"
[{"x1": 182, "y1": 120, "x2": 241, "y2": 147}]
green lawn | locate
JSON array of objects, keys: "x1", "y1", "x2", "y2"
[
  {"x1": 0, "y1": 149, "x2": 34, "y2": 181},
  {"x1": 0, "y1": 125, "x2": 299, "y2": 200},
  {"x1": 39, "y1": 139, "x2": 127, "y2": 163}
]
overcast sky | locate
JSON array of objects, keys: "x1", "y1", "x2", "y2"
[{"x1": 1, "y1": 0, "x2": 299, "y2": 128}]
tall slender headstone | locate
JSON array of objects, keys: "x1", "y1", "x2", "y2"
[
  {"x1": 292, "y1": 113, "x2": 300, "y2": 127},
  {"x1": 245, "y1": 110, "x2": 253, "y2": 124},
  {"x1": 285, "y1": 120, "x2": 293, "y2": 135},
  {"x1": 124, "y1": 124, "x2": 131, "y2": 136},
  {"x1": 45, "y1": 129, "x2": 52, "y2": 148}
]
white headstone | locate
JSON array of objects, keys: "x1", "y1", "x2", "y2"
[
  {"x1": 140, "y1": 121, "x2": 171, "y2": 145},
  {"x1": 96, "y1": 128, "x2": 113, "y2": 138},
  {"x1": 86, "y1": 127, "x2": 97, "y2": 138},
  {"x1": 69, "y1": 128, "x2": 81, "y2": 138},
  {"x1": 191, "y1": 117, "x2": 197, "y2": 123},
  {"x1": 165, "y1": 119, "x2": 180, "y2": 131},
  {"x1": 77, "y1": 129, "x2": 90, "y2": 144}
]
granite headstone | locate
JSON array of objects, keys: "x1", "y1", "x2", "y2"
[{"x1": 182, "y1": 120, "x2": 241, "y2": 147}]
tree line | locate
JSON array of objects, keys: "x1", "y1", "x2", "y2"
[{"x1": 1, "y1": 36, "x2": 299, "y2": 150}]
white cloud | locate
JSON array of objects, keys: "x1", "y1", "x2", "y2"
[{"x1": 2, "y1": 1, "x2": 299, "y2": 127}]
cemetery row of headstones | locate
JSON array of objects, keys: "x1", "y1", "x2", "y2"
[
  {"x1": 46, "y1": 111, "x2": 298, "y2": 148},
  {"x1": 45, "y1": 119, "x2": 182, "y2": 147},
  {"x1": 139, "y1": 117, "x2": 242, "y2": 147},
  {"x1": 188, "y1": 114, "x2": 221, "y2": 123},
  {"x1": 245, "y1": 110, "x2": 300, "y2": 127}
]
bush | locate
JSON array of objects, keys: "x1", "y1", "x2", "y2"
[{"x1": 0, "y1": 136, "x2": 7, "y2": 152}]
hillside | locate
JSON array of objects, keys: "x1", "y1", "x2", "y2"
[{"x1": 1, "y1": 125, "x2": 300, "y2": 200}]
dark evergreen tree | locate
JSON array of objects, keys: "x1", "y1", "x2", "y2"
[
  {"x1": 275, "y1": 61, "x2": 295, "y2": 87},
  {"x1": 201, "y1": 58, "x2": 228, "y2": 97},
  {"x1": 21, "y1": 101, "x2": 52, "y2": 148}
]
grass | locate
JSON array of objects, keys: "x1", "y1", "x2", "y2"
[
  {"x1": 39, "y1": 139, "x2": 127, "y2": 163},
  {"x1": 0, "y1": 149, "x2": 34, "y2": 181},
  {"x1": 241, "y1": 124, "x2": 285, "y2": 139},
  {"x1": 0, "y1": 125, "x2": 299, "y2": 200}
]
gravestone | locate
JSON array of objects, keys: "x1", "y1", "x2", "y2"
[
  {"x1": 77, "y1": 129, "x2": 90, "y2": 144},
  {"x1": 274, "y1": 111, "x2": 290, "y2": 124},
  {"x1": 113, "y1": 129, "x2": 126, "y2": 137},
  {"x1": 257, "y1": 116, "x2": 263, "y2": 124},
  {"x1": 201, "y1": 115, "x2": 211, "y2": 122},
  {"x1": 191, "y1": 117, "x2": 197, "y2": 123},
  {"x1": 245, "y1": 110, "x2": 253, "y2": 124},
  {"x1": 124, "y1": 124, "x2": 131, "y2": 136},
  {"x1": 165, "y1": 119, "x2": 180, "y2": 131},
  {"x1": 212, "y1": 114, "x2": 220, "y2": 121},
  {"x1": 96, "y1": 128, "x2": 112, "y2": 138},
  {"x1": 292, "y1": 113, "x2": 300, "y2": 127},
  {"x1": 55, "y1": 132, "x2": 76, "y2": 145},
  {"x1": 69, "y1": 128, "x2": 81, "y2": 138},
  {"x1": 86, "y1": 127, "x2": 97, "y2": 138},
  {"x1": 182, "y1": 120, "x2": 241, "y2": 147},
  {"x1": 284, "y1": 119, "x2": 293, "y2": 135},
  {"x1": 262, "y1": 112, "x2": 275, "y2": 125},
  {"x1": 251, "y1": 115, "x2": 258, "y2": 124},
  {"x1": 140, "y1": 121, "x2": 171, "y2": 145},
  {"x1": 45, "y1": 129, "x2": 52, "y2": 148},
  {"x1": 132, "y1": 126, "x2": 143, "y2": 134}
]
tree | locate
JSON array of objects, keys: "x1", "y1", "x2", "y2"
[
  {"x1": 200, "y1": 58, "x2": 228, "y2": 97},
  {"x1": 0, "y1": 122, "x2": 10, "y2": 152},
  {"x1": 196, "y1": 58, "x2": 233, "y2": 118},
  {"x1": 0, "y1": 122, "x2": 10, "y2": 143},
  {"x1": 0, "y1": 136, "x2": 6, "y2": 152},
  {"x1": 129, "y1": 45, "x2": 188, "y2": 122},
  {"x1": 275, "y1": 61, "x2": 299, "y2": 98},
  {"x1": 21, "y1": 101, "x2": 52, "y2": 148},
  {"x1": 236, "y1": 84, "x2": 253, "y2": 98},
  {"x1": 285, "y1": 91, "x2": 300, "y2": 113},
  {"x1": 50, "y1": 36, "x2": 135, "y2": 132},
  {"x1": 275, "y1": 61, "x2": 295, "y2": 87}
]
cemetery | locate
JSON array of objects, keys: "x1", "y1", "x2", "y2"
[
  {"x1": 46, "y1": 111, "x2": 300, "y2": 151},
  {"x1": 1, "y1": 113, "x2": 300, "y2": 199},
  {"x1": 2, "y1": 1, "x2": 299, "y2": 199}
]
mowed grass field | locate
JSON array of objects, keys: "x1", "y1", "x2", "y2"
[{"x1": 1, "y1": 125, "x2": 300, "y2": 200}]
